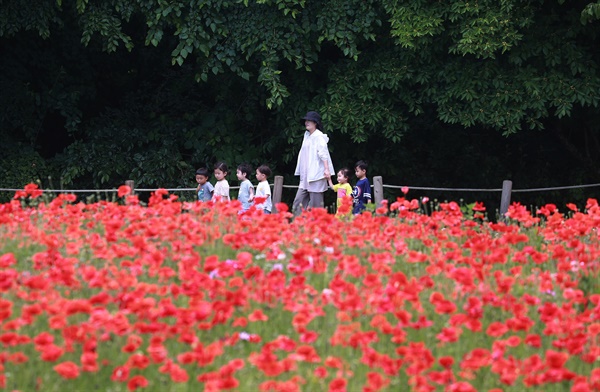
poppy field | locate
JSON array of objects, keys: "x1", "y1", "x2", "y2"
[{"x1": 1, "y1": 185, "x2": 600, "y2": 392}]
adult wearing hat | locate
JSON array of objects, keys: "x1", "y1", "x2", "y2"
[{"x1": 292, "y1": 111, "x2": 335, "y2": 214}]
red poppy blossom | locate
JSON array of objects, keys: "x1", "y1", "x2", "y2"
[
  {"x1": 248, "y1": 309, "x2": 269, "y2": 322},
  {"x1": 24, "y1": 183, "x2": 43, "y2": 198},
  {"x1": 329, "y1": 377, "x2": 347, "y2": 392},
  {"x1": 111, "y1": 365, "x2": 130, "y2": 382},
  {"x1": 118, "y1": 185, "x2": 132, "y2": 197},
  {"x1": 127, "y1": 375, "x2": 149, "y2": 391},
  {"x1": 486, "y1": 322, "x2": 508, "y2": 338},
  {"x1": 53, "y1": 361, "x2": 79, "y2": 379},
  {"x1": 40, "y1": 344, "x2": 64, "y2": 362}
]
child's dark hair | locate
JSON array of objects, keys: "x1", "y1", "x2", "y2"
[
  {"x1": 237, "y1": 163, "x2": 253, "y2": 178},
  {"x1": 257, "y1": 164, "x2": 272, "y2": 178},
  {"x1": 196, "y1": 167, "x2": 210, "y2": 177},
  {"x1": 214, "y1": 161, "x2": 229, "y2": 173},
  {"x1": 355, "y1": 160, "x2": 368, "y2": 171},
  {"x1": 338, "y1": 167, "x2": 351, "y2": 179}
]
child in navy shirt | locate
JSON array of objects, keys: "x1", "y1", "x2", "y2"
[{"x1": 352, "y1": 160, "x2": 371, "y2": 214}]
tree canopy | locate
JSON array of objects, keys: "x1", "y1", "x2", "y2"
[{"x1": 1, "y1": 0, "x2": 600, "y2": 208}]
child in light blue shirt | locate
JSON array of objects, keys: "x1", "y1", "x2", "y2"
[
  {"x1": 195, "y1": 167, "x2": 214, "y2": 202},
  {"x1": 236, "y1": 163, "x2": 255, "y2": 212}
]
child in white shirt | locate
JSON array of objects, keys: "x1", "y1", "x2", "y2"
[
  {"x1": 212, "y1": 161, "x2": 230, "y2": 202},
  {"x1": 254, "y1": 164, "x2": 272, "y2": 214}
]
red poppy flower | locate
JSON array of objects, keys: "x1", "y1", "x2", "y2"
[
  {"x1": 292, "y1": 345, "x2": 321, "y2": 363},
  {"x1": 248, "y1": 309, "x2": 269, "y2": 322},
  {"x1": 448, "y1": 381, "x2": 477, "y2": 392},
  {"x1": 545, "y1": 350, "x2": 569, "y2": 369},
  {"x1": 439, "y1": 356, "x2": 454, "y2": 369},
  {"x1": 472, "y1": 202, "x2": 486, "y2": 212},
  {"x1": 0, "y1": 254, "x2": 16, "y2": 268},
  {"x1": 32, "y1": 332, "x2": 53, "y2": 347},
  {"x1": 53, "y1": 361, "x2": 79, "y2": 379},
  {"x1": 314, "y1": 366, "x2": 328, "y2": 378},
  {"x1": 127, "y1": 353, "x2": 150, "y2": 369},
  {"x1": 486, "y1": 322, "x2": 508, "y2": 338},
  {"x1": 436, "y1": 326, "x2": 462, "y2": 343},
  {"x1": 8, "y1": 352, "x2": 28, "y2": 364},
  {"x1": 24, "y1": 183, "x2": 43, "y2": 198},
  {"x1": 81, "y1": 352, "x2": 99, "y2": 372},
  {"x1": 329, "y1": 377, "x2": 347, "y2": 392},
  {"x1": 40, "y1": 344, "x2": 64, "y2": 362},
  {"x1": 127, "y1": 375, "x2": 149, "y2": 391},
  {"x1": 118, "y1": 185, "x2": 132, "y2": 197},
  {"x1": 111, "y1": 365, "x2": 130, "y2": 382}
]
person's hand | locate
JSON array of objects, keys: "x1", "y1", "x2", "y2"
[{"x1": 324, "y1": 169, "x2": 331, "y2": 178}]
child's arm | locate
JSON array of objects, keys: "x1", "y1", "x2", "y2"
[
  {"x1": 224, "y1": 186, "x2": 230, "y2": 201},
  {"x1": 205, "y1": 182, "x2": 215, "y2": 200},
  {"x1": 327, "y1": 177, "x2": 335, "y2": 189},
  {"x1": 248, "y1": 185, "x2": 255, "y2": 201},
  {"x1": 210, "y1": 182, "x2": 219, "y2": 201}
]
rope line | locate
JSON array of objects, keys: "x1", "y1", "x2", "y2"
[
  {"x1": 511, "y1": 183, "x2": 600, "y2": 193},
  {"x1": 383, "y1": 185, "x2": 502, "y2": 192},
  {"x1": 135, "y1": 187, "x2": 241, "y2": 191},
  {"x1": 383, "y1": 183, "x2": 600, "y2": 193},
  {"x1": 0, "y1": 189, "x2": 120, "y2": 193},
  {"x1": 0, "y1": 187, "x2": 242, "y2": 193},
  {"x1": 2, "y1": 182, "x2": 600, "y2": 194}
]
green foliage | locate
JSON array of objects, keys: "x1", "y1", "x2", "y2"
[
  {"x1": 49, "y1": 63, "x2": 283, "y2": 189},
  {"x1": 382, "y1": 0, "x2": 600, "y2": 135},
  {"x1": 385, "y1": 0, "x2": 535, "y2": 58},
  {"x1": 2, "y1": 0, "x2": 600, "y2": 138},
  {"x1": 581, "y1": 1, "x2": 600, "y2": 23},
  {"x1": 0, "y1": 143, "x2": 54, "y2": 202}
]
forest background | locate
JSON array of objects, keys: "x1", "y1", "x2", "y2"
[{"x1": 1, "y1": 0, "x2": 600, "y2": 213}]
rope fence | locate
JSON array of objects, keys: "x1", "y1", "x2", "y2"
[
  {"x1": 2, "y1": 177, "x2": 600, "y2": 215},
  {"x1": 382, "y1": 183, "x2": 600, "y2": 193},
  {"x1": 0, "y1": 187, "x2": 241, "y2": 193}
]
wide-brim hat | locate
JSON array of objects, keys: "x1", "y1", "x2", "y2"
[{"x1": 301, "y1": 111, "x2": 323, "y2": 130}]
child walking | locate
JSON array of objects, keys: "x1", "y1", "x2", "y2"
[
  {"x1": 196, "y1": 167, "x2": 214, "y2": 202},
  {"x1": 327, "y1": 167, "x2": 353, "y2": 217},
  {"x1": 236, "y1": 163, "x2": 255, "y2": 212},
  {"x1": 213, "y1": 161, "x2": 230, "y2": 202},
  {"x1": 255, "y1": 164, "x2": 272, "y2": 214},
  {"x1": 352, "y1": 160, "x2": 372, "y2": 214}
]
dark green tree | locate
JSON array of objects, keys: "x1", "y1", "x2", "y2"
[{"x1": 1, "y1": 0, "x2": 599, "y2": 207}]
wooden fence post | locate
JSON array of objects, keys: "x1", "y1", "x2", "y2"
[
  {"x1": 500, "y1": 180, "x2": 512, "y2": 217},
  {"x1": 272, "y1": 175, "x2": 284, "y2": 213},
  {"x1": 125, "y1": 179, "x2": 135, "y2": 194},
  {"x1": 373, "y1": 176, "x2": 384, "y2": 207}
]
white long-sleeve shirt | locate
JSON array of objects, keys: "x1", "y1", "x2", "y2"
[{"x1": 294, "y1": 130, "x2": 334, "y2": 191}]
